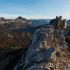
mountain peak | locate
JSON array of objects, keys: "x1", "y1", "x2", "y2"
[{"x1": 16, "y1": 16, "x2": 26, "y2": 20}]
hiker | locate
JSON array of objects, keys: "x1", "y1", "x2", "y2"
[
  {"x1": 50, "y1": 16, "x2": 59, "y2": 29},
  {"x1": 50, "y1": 16, "x2": 67, "y2": 30}
]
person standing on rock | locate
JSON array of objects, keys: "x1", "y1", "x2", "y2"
[
  {"x1": 50, "y1": 16, "x2": 67, "y2": 30},
  {"x1": 50, "y1": 16, "x2": 59, "y2": 29}
]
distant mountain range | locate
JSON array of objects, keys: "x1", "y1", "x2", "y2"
[
  {"x1": 0, "y1": 16, "x2": 70, "y2": 49},
  {"x1": 31, "y1": 19, "x2": 70, "y2": 26},
  {"x1": 0, "y1": 16, "x2": 70, "y2": 26},
  {"x1": 29, "y1": 19, "x2": 51, "y2": 26},
  {"x1": 0, "y1": 16, "x2": 45, "y2": 49},
  {"x1": 30, "y1": 19, "x2": 70, "y2": 26},
  {"x1": 37, "y1": 19, "x2": 51, "y2": 22}
]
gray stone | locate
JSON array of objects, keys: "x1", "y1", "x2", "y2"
[{"x1": 22, "y1": 25, "x2": 68, "y2": 70}]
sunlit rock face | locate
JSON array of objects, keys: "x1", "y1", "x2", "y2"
[{"x1": 22, "y1": 25, "x2": 68, "y2": 70}]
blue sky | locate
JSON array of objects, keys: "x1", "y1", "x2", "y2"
[{"x1": 0, "y1": 0, "x2": 70, "y2": 19}]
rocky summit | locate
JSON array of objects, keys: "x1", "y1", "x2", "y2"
[{"x1": 21, "y1": 25, "x2": 70, "y2": 70}]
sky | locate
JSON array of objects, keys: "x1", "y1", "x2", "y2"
[{"x1": 0, "y1": 0, "x2": 70, "y2": 19}]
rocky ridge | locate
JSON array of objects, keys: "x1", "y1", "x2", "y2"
[{"x1": 21, "y1": 25, "x2": 70, "y2": 70}]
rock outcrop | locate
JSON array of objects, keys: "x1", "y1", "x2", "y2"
[{"x1": 22, "y1": 25, "x2": 70, "y2": 70}]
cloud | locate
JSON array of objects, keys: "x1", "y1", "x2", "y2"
[
  {"x1": 0, "y1": 14, "x2": 53, "y2": 19},
  {"x1": 0, "y1": 14, "x2": 19, "y2": 19},
  {"x1": 0, "y1": 14, "x2": 69, "y2": 19}
]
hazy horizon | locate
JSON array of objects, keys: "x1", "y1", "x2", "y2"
[{"x1": 0, "y1": 0, "x2": 70, "y2": 19}]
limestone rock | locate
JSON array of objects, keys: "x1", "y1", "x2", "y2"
[{"x1": 22, "y1": 25, "x2": 69, "y2": 70}]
